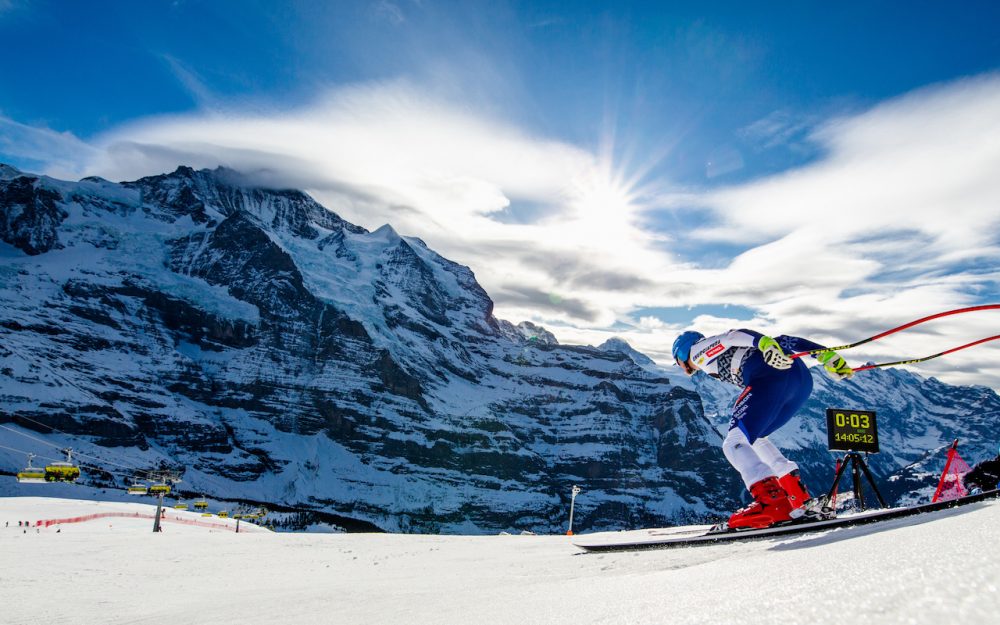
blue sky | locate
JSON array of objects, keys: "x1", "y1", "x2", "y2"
[
  {"x1": 2, "y1": 1, "x2": 1000, "y2": 386},
  {"x1": 5, "y1": 2, "x2": 999, "y2": 180}
]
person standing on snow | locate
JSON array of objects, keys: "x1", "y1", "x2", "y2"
[{"x1": 672, "y1": 329, "x2": 854, "y2": 529}]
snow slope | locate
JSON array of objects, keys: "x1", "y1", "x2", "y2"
[{"x1": 2, "y1": 496, "x2": 998, "y2": 625}]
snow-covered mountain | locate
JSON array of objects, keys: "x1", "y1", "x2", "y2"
[{"x1": 1, "y1": 164, "x2": 997, "y2": 532}]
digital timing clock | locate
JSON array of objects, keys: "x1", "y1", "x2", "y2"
[{"x1": 825, "y1": 408, "x2": 879, "y2": 453}]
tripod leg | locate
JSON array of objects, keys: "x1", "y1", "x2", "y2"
[
  {"x1": 851, "y1": 455, "x2": 866, "y2": 512},
  {"x1": 858, "y1": 455, "x2": 888, "y2": 508}
]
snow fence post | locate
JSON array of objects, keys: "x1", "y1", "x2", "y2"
[{"x1": 567, "y1": 485, "x2": 581, "y2": 536}]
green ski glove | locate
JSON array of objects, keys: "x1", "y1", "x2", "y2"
[
  {"x1": 817, "y1": 350, "x2": 853, "y2": 380},
  {"x1": 758, "y1": 336, "x2": 792, "y2": 370}
]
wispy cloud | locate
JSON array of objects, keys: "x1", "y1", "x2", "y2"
[
  {"x1": 739, "y1": 109, "x2": 821, "y2": 152},
  {"x1": 158, "y1": 53, "x2": 219, "y2": 108},
  {"x1": 2, "y1": 73, "x2": 999, "y2": 387},
  {"x1": 0, "y1": 115, "x2": 100, "y2": 177},
  {"x1": 371, "y1": 1, "x2": 405, "y2": 25}
]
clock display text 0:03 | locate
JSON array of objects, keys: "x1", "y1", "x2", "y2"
[{"x1": 834, "y1": 412, "x2": 871, "y2": 430}]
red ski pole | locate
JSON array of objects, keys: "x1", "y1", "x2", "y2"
[
  {"x1": 852, "y1": 334, "x2": 1000, "y2": 372},
  {"x1": 789, "y1": 304, "x2": 1000, "y2": 359}
]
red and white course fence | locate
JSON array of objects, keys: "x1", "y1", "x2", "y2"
[{"x1": 34, "y1": 511, "x2": 267, "y2": 532}]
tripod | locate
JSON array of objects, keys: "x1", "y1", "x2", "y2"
[{"x1": 826, "y1": 451, "x2": 887, "y2": 512}]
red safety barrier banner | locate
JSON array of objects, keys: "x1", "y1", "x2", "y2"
[{"x1": 34, "y1": 511, "x2": 266, "y2": 532}]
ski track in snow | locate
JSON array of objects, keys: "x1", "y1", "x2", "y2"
[{"x1": 2, "y1": 496, "x2": 998, "y2": 625}]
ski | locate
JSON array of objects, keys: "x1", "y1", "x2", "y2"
[{"x1": 572, "y1": 488, "x2": 1000, "y2": 552}]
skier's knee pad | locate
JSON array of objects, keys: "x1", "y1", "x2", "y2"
[
  {"x1": 722, "y1": 427, "x2": 752, "y2": 461},
  {"x1": 722, "y1": 428, "x2": 774, "y2": 489}
]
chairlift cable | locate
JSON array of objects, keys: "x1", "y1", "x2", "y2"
[
  {"x1": 0, "y1": 423, "x2": 65, "y2": 450},
  {"x1": 1, "y1": 424, "x2": 160, "y2": 482},
  {"x1": 2, "y1": 417, "x2": 160, "y2": 479},
  {"x1": 0, "y1": 442, "x2": 60, "y2": 462}
]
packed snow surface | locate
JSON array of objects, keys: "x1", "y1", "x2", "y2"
[{"x1": 2, "y1": 496, "x2": 998, "y2": 625}]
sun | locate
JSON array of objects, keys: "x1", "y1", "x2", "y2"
[{"x1": 563, "y1": 157, "x2": 643, "y2": 243}]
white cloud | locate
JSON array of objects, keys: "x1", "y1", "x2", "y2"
[
  {"x1": 638, "y1": 316, "x2": 666, "y2": 330},
  {"x1": 0, "y1": 116, "x2": 100, "y2": 177},
  {"x1": 703, "y1": 75, "x2": 1000, "y2": 248}
]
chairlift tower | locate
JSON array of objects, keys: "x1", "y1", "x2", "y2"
[
  {"x1": 234, "y1": 504, "x2": 250, "y2": 533},
  {"x1": 149, "y1": 471, "x2": 182, "y2": 533}
]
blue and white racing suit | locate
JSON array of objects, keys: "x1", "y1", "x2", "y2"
[{"x1": 689, "y1": 329, "x2": 827, "y2": 489}]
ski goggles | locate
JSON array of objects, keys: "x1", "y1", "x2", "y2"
[{"x1": 675, "y1": 357, "x2": 695, "y2": 375}]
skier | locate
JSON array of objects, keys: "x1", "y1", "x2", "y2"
[
  {"x1": 964, "y1": 448, "x2": 1000, "y2": 494},
  {"x1": 672, "y1": 329, "x2": 854, "y2": 529}
]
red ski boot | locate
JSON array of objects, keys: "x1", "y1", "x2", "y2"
[
  {"x1": 778, "y1": 470, "x2": 811, "y2": 510},
  {"x1": 728, "y1": 476, "x2": 794, "y2": 530}
]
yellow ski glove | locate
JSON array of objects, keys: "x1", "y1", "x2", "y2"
[
  {"x1": 817, "y1": 350, "x2": 853, "y2": 380},
  {"x1": 758, "y1": 336, "x2": 793, "y2": 370}
]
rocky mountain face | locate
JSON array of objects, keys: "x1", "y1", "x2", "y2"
[{"x1": 1, "y1": 164, "x2": 997, "y2": 533}]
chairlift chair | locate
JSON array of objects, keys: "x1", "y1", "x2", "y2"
[
  {"x1": 148, "y1": 482, "x2": 171, "y2": 495},
  {"x1": 16, "y1": 454, "x2": 46, "y2": 483},
  {"x1": 44, "y1": 449, "x2": 81, "y2": 482}
]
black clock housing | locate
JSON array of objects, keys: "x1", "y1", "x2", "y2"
[{"x1": 826, "y1": 408, "x2": 879, "y2": 453}]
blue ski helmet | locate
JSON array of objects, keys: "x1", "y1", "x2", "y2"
[{"x1": 672, "y1": 331, "x2": 704, "y2": 364}]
